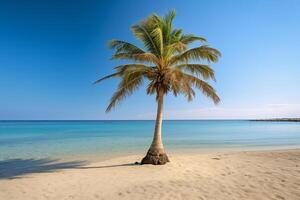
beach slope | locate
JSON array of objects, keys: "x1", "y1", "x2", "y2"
[{"x1": 1, "y1": 149, "x2": 300, "y2": 200}]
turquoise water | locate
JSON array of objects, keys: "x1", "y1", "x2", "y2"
[{"x1": 1, "y1": 120, "x2": 300, "y2": 161}]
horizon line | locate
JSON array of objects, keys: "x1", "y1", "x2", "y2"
[{"x1": 1, "y1": 118, "x2": 299, "y2": 121}]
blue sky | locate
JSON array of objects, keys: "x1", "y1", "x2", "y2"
[{"x1": 0, "y1": 0, "x2": 299, "y2": 120}]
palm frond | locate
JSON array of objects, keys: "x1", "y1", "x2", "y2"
[
  {"x1": 164, "y1": 42, "x2": 187, "y2": 56},
  {"x1": 175, "y1": 64, "x2": 216, "y2": 81},
  {"x1": 146, "y1": 80, "x2": 157, "y2": 96},
  {"x1": 180, "y1": 34, "x2": 207, "y2": 45},
  {"x1": 170, "y1": 69, "x2": 195, "y2": 101},
  {"x1": 114, "y1": 64, "x2": 152, "y2": 73},
  {"x1": 112, "y1": 52, "x2": 159, "y2": 64},
  {"x1": 182, "y1": 73, "x2": 220, "y2": 104},
  {"x1": 106, "y1": 71, "x2": 145, "y2": 112},
  {"x1": 108, "y1": 40, "x2": 145, "y2": 54},
  {"x1": 94, "y1": 72, "x2": 120, "y2": 84},
  {"x1": 170, "y1": 45, "x2": 221, "y2": 65},
  {"x1": 151, "y1": 27, "x2": 163, "y2": 55},
  {"x1": 163, "y1": 10, "x2": 176, "y2": 25},
  {"x1": 162, "y1": 10, "x2": 176, "y2": 45},
  {"x1": 131, "y1": 19, "x2": 160, "y2": 55}
]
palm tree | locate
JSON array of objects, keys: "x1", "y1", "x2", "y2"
[{"x1": 95, "y1": 10, "x2": 221, "y2": 165}]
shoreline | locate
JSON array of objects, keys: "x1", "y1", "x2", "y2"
[
  {"x1": 3, "y1": 145, "x2": 300, "y2": 163},
  {"x1": 2, "y1": 145, "x2": 300, "y2": 163},
  {"x1": 1, "y1": 148, "x2": 300, "y2": 200}
]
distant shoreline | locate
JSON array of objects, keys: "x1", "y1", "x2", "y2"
[{"x1": 251, "y1": 118, "x2": 300, "y2": 122}]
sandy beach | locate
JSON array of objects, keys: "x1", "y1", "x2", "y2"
[{"x1": 0, "y1": 149, "x2": 299, "y2": 200}]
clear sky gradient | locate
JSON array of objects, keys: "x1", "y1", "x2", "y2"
[{"x1": 0, "y1": 0, "x2": 299, "y2": 120}]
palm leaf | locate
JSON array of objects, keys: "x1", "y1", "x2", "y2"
[
  {"x1": 151, "y1": 27, "x2": 164, "y2": 55},
  {"x1": 175, "y1": 64, "x2": 216, "y2": 81},
  {"x1": 170, "y1": 69, "x2": 195, "y2": 101},
  {"x1": 108, "y1": 40, "x2": 145, "y2": 54},
  {"x1": 114, "y1": 64, "x2": 152, "y2": 73},
  {"x1": 94, "y1": 72, "x2": 120, "y2": 84},
  {"x1": 131, "y1": 22, "x2": 160, "y2": 55},
  {"x1": 182, "y1": 73, "x2": 220, "y2": 104},
  {"x1": 170, "y1": 45, "x2": 221, "y2": 65},
  {"x1": 180, "y1": 34, "x2": 207, "y2": 45},
  {"x1": 106, "y1": 71, "x2": 145, "y2": 112},
  {"x1": 112, "y1": 52, "x2": 159, "y2": 64}
]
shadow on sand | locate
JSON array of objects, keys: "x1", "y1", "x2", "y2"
[
  {"x1": 79, "y1": 163, "x2": 138, "y2": 169},
  {"x1": 0, "y1": 158, "x2": 142, "y2": 180},
  {"x1": 0, "y1": 158, "x2": 87, "y2": 179}
]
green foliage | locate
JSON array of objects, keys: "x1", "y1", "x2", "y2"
[{"x1": 96, "y1": 10, "x2": 221, "y2": 112}]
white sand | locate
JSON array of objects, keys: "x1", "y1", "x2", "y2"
[{"x1": 1, "y1": 149, "x2": 300, "y2": 200}]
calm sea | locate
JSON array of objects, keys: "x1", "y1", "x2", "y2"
[{"x1": 0, "y1": 120, "x2": 300, "y2": 161}]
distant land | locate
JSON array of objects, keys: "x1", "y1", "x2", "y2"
[{"x1": 251, "y1": 118, "x2": 300, "y2": 122}]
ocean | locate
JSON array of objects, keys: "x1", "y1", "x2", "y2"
[{"x1": 1, "y1": 120, "x2": 300, "y2": 161}]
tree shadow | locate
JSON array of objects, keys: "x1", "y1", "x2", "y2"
[
  {"x1": 0, "y1": 158, "x2": 87, "y2": 180},
  {"x1": 79, "y1": 163, "x2": 139, "y2": 169}
]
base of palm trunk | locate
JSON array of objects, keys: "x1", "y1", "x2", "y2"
[{"x1": 141, "y1": 149, "x2": 169, "y2": 165}]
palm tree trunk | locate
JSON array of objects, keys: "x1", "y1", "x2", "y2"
[{"x1": 141, "y1": 91, "x2": 169, "y2": 165}]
